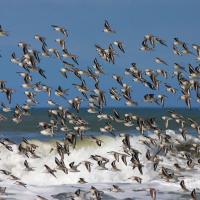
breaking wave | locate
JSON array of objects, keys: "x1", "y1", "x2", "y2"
[{"x1": 0, "y1": 130, "x2": 199, "y2": 190}]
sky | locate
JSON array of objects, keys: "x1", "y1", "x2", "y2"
[{"x1": 0, "y1": 0, "x2": 200, "y2": 108}]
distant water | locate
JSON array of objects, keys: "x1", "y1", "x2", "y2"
[{"x1": 0, "y1": 107, "x2": 199, "y2": 143}]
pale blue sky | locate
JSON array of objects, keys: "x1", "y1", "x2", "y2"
[{"x1": 0, "y1": 0, "x2": 199, "y2": 107}]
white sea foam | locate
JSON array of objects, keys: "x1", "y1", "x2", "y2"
[{"x1": 0, "y1": 130, "x2": 199, "y2": 199}]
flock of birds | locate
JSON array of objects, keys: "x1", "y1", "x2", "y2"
[{"x1": 0, "y1": 20, "x2": 200, "y2": 200}]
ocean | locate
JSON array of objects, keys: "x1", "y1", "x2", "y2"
[
  {"x1": 1, "y1": 107, "x2": 199, "y2": 142},
  {"x1": 0, "y1": 108, "x2": 199, "y2": 199}
]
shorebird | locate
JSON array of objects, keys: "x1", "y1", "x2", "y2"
[
  {"x1": 103, "y1": 20, "x2": 116, "y2": 33},
  {"x1": 7, "y1": 174, "x2": 19, "y2": 182},
  {"x1": 1, "y1": 102, "x2": 11, "y2": 112},
  {"x1": 149, "y1": 188, "x2": 157, "y2": 200},
  {"x1": 90, "y1": 186, "x2": 103, "y2": 200},
  {"x1": 36, "y1": 195, "x2": 49, "y2": 200},
  {"x1": 69, "y1": 161, "x2": 80, "y2": 172},
  {"x1": 144, "y1": 94, "x2": 159, "y2": 105},
  {"x1": 161, "y1": 116, "x2": 172, "y2": 128},
  {"x1": 154, "y1": 57, "x2": 168, "y2": 65},
  {"x1": 173, "y1": 44, "x2": 182, "y2": 55},
  {"x1": 90, "y1": 136, "x2": 103, "y2": 147},
  {"x1": 109, "y1": 87, "x2": 121, "y2": 101},
  {"x1": 0, "y1": 25, "x2": 8, "y2": 36},
  {"x1": 15, "y1": 181, "x2": 27, "y2": 188},
  {"x1": 164, "y1": 83, "x2": 177, "y2": 94},
  {"x1": 62, "y1": 49, "x2": 79, "y2": 64},
  {"x1": 47, "y1": 99, "x2": 57, "y2": 106},
  {"x1": 173, "y1": 37, "x2": 184, "y2": 45},
  {"x1": 160, "y1": 167, "x2": 175, "y2": 181},
  {"x1": 3, "y1": 88, "x2": 15, "y2": 104},
  {"x1": 49, "y1": 48, "x2": 62, "y2": 60},
  {"x1": 100, "y1": 123, "x2": 115, "y2": 135},
  {"x1": 55, "y1": 38, "x2": 66, "y2": 50},
  {"x1": 44, "y1": 164, "x2": 57, "y2": 178},
  {"x1": 111, "y1": 160, "x2": 121, "y2": 171},
  {"x1": 128, "y1": 176, "x2": 142, "y2": 184},
  {"x1": 112, "y1": 74, "x2": 123, "y2": 86},
  {"x1": 34, "y1": 34, "x2": 47, "y2": 46},
  {"x1": 24, "y1": 160, "x2": 34, "y2": 171},
  {"x1": 51, "y1": 25, "x2": 68, "y2": 37},
  {"x1": 113, "y1": 41, "x2": 125, "y2": 53},
  {"x1": 80, "y1": 161, "x2": 93, "y2": 172},
  {"x1": 156, "y1": 69, "x2": 168, "y2": 79},
  {"x1": 78, "y1": 178, "x2": 87, "y2": 184},
  {"x1": 191, "y1": 189, "x2": 197, "y2": 200},
  {"x1": 0, "y1": 187, "x2": 6, "y2": 195},
  {"x1": 180, "y1": 180, "x2": 189, "y2": 191},
  {"x1": 108, "y1": 185, "x2": 123, "y2": 192},
  {"x1": 55, "y1": 86, "x2": 68, "y2": 99},
  {"x1": 68, "y1": 97, "x2": 82, "y2": 112}
]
